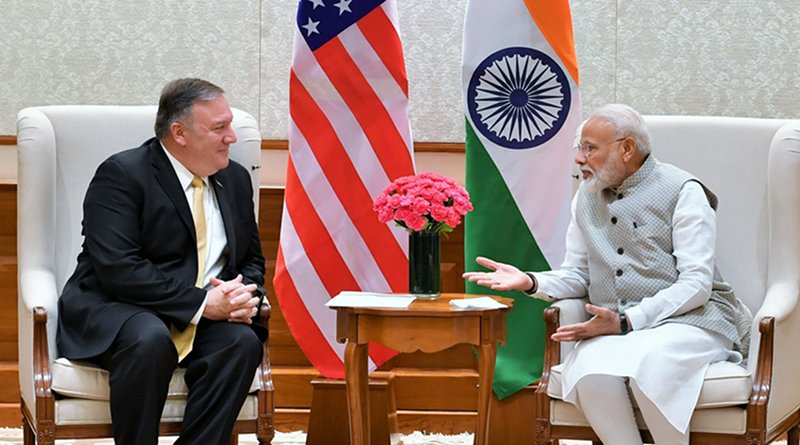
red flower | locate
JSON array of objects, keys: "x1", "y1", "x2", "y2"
[{"x1": 373, "y1": 172, "x2": 473, "y2": 233}]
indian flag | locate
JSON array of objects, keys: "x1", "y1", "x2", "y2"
[{"x1": 462, "y1": 0, "x2": 581, "y2": 399}]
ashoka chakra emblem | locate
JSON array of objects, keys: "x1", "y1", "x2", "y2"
[{"x1": 467, "y1": 47, "x2": 571, "y2": 150}]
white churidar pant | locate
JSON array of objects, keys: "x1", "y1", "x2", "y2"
[{"x1": 561, "y1": 323, "x2": 736, "y2": 444}]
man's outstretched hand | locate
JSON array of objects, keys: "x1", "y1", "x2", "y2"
[{"x1": 462, "y1": 256, "x2": 533, "y2": 292}]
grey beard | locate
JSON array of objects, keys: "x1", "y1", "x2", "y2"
[
  {"x1": 582, "y1": 156, "x2": 625, "y2": 193},
  {"x1": 582, "y1": 177, "x2": 602, "y2": 193}
]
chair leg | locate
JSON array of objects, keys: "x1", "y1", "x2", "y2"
[
  {"x1": 788, "y1": 425, "x2": 800, "y2": 445},
  {"x1": 257, "y1": 428, "x2": 274, "y2": 445},
  {"x1": 22, "y1": 419, "x2": 34, "y2": 445},
  {"x1": 32, "y1": 420, "x2": 56, "y2": 445},
  {"x1": 229, "y1": 434, "x2": 239, "y2": 445}
]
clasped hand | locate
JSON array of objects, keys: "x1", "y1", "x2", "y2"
[{"x1": 203, "y1": 274, "x2": 260, "y2": 324}]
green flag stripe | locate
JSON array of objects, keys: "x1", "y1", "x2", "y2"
[
  {"x1": 465, "y1": 120, "x2": 550, "y2": 272},
  {"x1": 464, "y1": 119, "x2": 553, "y2": 399}
]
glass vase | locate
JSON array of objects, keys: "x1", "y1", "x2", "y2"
[{"x1": 408, "y1": 231, "x2": 440, "y2": 299}]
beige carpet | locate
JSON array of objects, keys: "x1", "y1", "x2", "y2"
[
  {"x1": 0, "y1": 429, "x2": 476, "y2": 445},
  {"x1": 0, "y1": 429, "x2": 590, "y2": 444},
  {"x1": 0, "y1": 429, "x2": 786, "y2": 444}
]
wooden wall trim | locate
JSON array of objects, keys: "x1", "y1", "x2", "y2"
[
  {"x1": 414, "y1": 142, "x2": 465, "y2": 153},
  {"x1": 0, "y1": 136, "x2": 15, "y2": 146},
  {"x1": 261, "y1": 139, "x2": 287, "y2": 151},
  {"x1": 262, "y1": 139, "x2": 464, "y2": 153}
]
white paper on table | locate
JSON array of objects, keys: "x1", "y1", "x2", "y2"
[
  {"x1": 325, "y1": 291, "x2": 416, "y2": 309},
  {"x1": 449, "y1": 296, "x2": 507, "y2": 310}
]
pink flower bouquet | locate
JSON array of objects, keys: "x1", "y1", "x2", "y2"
[{"x1": 373, "y1": 172, "x2": 473, "y2": 233}]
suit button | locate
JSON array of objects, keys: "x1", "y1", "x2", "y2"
[
  {"x1": 616, "y1": 269, "x2": 623, "y2": 277},
  {"x1": 620, "y1": 299, "x2": 627, "y2": 306},
  {"x1": 611, "y1": 217, "x2": 618, "y2": 224},
  {"x1": 617, "y1": 248, "x2": 624, "y2": 255},
  {"x1": 618, "y1": 193, "x2": 624, "y2": 199}
]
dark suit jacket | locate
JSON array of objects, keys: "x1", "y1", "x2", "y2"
[{"x1": 57, "y1": 137, "x2": 267, "y2": 360}]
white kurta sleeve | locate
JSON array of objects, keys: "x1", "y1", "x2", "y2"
[
  {"x1": 624, "y1": 181, "x2": 716, "y2": 330},
  {"x1": 531, "y1": 195, "x2": 591, "y2": 300}
]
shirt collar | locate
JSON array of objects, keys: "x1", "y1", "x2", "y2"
[
  {"x1": 611, "y1": 154, "x2": 658, "y2": 195},
  {"x1": 159, "y1": 141, "x2": 206, "y2": 190}
]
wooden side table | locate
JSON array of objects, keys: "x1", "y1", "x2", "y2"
[{"x1": 333, "y1": 293, "x2": 512, "y2": 445}]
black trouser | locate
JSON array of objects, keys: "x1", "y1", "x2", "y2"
[{"x1": 92, "y1": 312, "x2": 262, "y2": 445}]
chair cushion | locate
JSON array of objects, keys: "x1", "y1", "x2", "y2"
[
  {"x1": 550, "y1": 399, "x2": 748, "y2": 435},
  {"x1": 51, "y1": 358, "x2": 261, "y2": 401},
  {"x1": 547, "y1": 361, "x2": 751, "y2": 409},
  {"x1": 54, "y1": 393, "x2": 260, "y2": 425}
]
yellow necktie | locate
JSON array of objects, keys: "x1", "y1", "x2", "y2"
[{"x1": 171, "y1": 176, "x2": 206, "y2": 360}]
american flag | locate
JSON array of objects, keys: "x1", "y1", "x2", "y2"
[{"x1": 273, "y1": 0, "x2": 415, "y2": 378}]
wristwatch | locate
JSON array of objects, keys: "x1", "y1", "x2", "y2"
[
  {"x1": 619, "y1": 311, "x2": 631, "y2": 335},
  {"x1": 523, "y1": 272, "x2": 538, "y2": 295}
]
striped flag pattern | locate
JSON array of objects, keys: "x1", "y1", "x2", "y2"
[
  {"x1": 462, "y1": 0, "x2": 581, "y2": 399},
  {"x1": 273, "y1": 0, "x2": 415, "y2": 379}
]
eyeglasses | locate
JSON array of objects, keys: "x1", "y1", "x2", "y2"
[{"x1": 574, "y1": 137, "x2": 627, "y2": 158}]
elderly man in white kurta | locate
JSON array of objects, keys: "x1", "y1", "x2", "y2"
[{"x1": 464, "y1": 104, "x2": 751, "y2": 445}]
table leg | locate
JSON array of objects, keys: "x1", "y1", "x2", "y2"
[
  {"x1": 474, "y1": 343, "x2": 497, "y2": 445},
  {"x1": 345, "y1": 341, "x2": 370, "y2": 445}
]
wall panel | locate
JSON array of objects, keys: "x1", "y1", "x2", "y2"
[
  {"x1": 0, "y1": 0, "x2": 262, "y2": 134},
  {"x1": 2, "y1": 1, "x2": 798, "y2": 137},
  {"x1": 616, "y1": 0, "x2": 800, "y2": 117},
  {"x1": 571, "y1": 0, "x2": 618, "y2": 112}
]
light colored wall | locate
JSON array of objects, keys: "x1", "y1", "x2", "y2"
[
  {"x1": 1, "y1": 1, "x2": 262, "y2": 134},
  {"x1": 2, "y1": 0, "x2": 798, "y2": 180}
]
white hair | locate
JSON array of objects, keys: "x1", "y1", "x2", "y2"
[{"x1": 587, "y1": 104, "x2": 652, "y2": 156}]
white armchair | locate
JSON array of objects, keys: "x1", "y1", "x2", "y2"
[
  {"x1": 534, "y1": 116, "x2": 800, "y2": 444},
  {"x1": 16, "y1": 105, "x2": 274, "y2": 444}
]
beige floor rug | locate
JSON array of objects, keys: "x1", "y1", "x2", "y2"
[
  {"x1": 0, "y1": 429, "x2": 473, "y2": 445},
  {"x1": 0, "y1": 429, "x2": 787, "y2": 444}
]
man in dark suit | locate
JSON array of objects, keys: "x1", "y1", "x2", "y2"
[{"x1": 57, "y1": 78, "x2": 267, "y2": 445}]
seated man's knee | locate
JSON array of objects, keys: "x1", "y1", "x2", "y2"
[
  {"x1": 576, "y1": 374, "x2": 628, "y2": 399},
  {"x1": 136, "y1": 328, "x2": 174, "y2": 353},
  {"x1": 229, "y1": 327, "x2": 263, "y2": 366},
  {"x1": 118, "y1": 314, "x2": 177, "y2": 363}
]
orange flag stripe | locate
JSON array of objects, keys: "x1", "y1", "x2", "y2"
[{"x1": 523, "y1": 0, "x2": 580, "y2": 86}]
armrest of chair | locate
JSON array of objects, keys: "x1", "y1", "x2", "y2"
[
  {"x1": 551, "y1": 298, "x2": 590, "y2": 362},
  {"x1": 17, "y1": 270, "x2": 60, "y2": 425},
  {"x1": 749, "y1": 120, "x2": 800, "y2": 431},
  {"x1": 551, "y1": 298, "x2": 590, "y2": 324},
  {"x1": 536, "y1": 298, "x2": 589, "y2": 394},
  {"x1": 749, "y1": 290, "x2": 800, "y2": 432},
  {"x1": 258, "y1": 305, "x2": 274, "y2": 391},
  {"x1": 535, "y1": 299, "x2": 589, "y2": 440},
  {"x1": 745, "y1": 316, "x2": 774, "y2": 439},
  {"x1": 32, "y1": 307, "x2": 55, "y2": 404},
  {"x1": 18, "y1": 306, "x2": 56, "y2": 431},
  {"x1": 256, "y1": 305, "x2": 275, "y2": 441}
]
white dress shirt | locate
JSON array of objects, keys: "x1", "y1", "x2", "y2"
[{"x1": 161, "y1": 143, "x2": 229, "y2": 324}]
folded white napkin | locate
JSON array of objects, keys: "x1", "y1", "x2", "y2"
[
  {"x1": 449, "y1": 296, "x2": 507, "y2": 309},
  {"x1": 326, "y1": 291, "x2": 416, "y2": 308}
]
